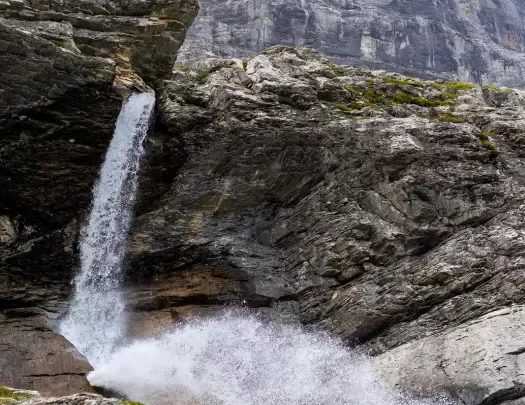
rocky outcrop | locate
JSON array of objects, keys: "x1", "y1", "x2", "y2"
[
  {"x1": 123, "y1": 46, "x2": 525, "y2": 403},
  {"x1": 374, "y1": 306, "x2": 525, "y2": 405},
  {"x1": 10, "y1": 393, "x2": 121, "y2": 405},
  {"x1": 179, "y1": 0, "x2": 525, "y2": 88},
  {"x1": 0, "y1": 0, "x2": 198, "y2": 395}
]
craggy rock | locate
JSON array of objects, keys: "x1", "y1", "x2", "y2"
[
  {"x1": 179, "y1": 0, "x2": 525, "y2": 88},
  {"x1": 0, "y1": 0, "x2": 198, "y2": 395},
  {"x1": 11, "y1": 394, "x2": 120, "y2": 405},
  {"x1": 126, "y1": 46, "x2": 525, "y2": 403}
]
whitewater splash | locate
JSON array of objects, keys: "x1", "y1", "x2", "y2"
[
  {"x1": 89, "y1": 314, "x2": 453, "y2": 405},
  {"x1": 60, "y1": 92, "x2": 155, "y2": 367}
]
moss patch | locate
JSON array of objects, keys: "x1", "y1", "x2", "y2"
[
  {"x1": 195, "y1": 71, "x2": 210, "y2": 82},
  {"x1": 428, "y1": 112, "x2": 465, "y2": 123},
  {"x1": 334, "y1": 104, "x2": 354, "y2": 113},
  {"x1": 480, "y1": 131, "x2": 499, "y2": 157},
  {"x1": 0, "y1": 386, "x2": 34, "y2": 403},
  {"x1": 344, "y1": 85, "x2": 361, "y2": 96},
  {"x1": 431, "y1": 81, "x2": 476, "y2": 91},
  {"x1": 327, "y1": 62, "x2": 346, "y2": 77},
  {"x1": 242, "y1": 60, "x2": 248, "y2": 71},
  {"x1": 120, "y1": 401, "x2": 144, "y2": 405},
  {"x1": 383, "y1": 77, "x2": 423, "y2": 87}
]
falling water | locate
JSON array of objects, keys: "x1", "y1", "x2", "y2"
[
  {"x1": 59, "y1": 92, "x2": 155, "y2": 368},
  {"x1": 300, "y1": 0, "x2": 310, "y2": 45}
]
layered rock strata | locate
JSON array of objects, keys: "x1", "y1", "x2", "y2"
[{"x1": 127, "y1": 46, "x2": 525, "y2": 404}]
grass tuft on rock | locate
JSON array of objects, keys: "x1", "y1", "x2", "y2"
[
  {"x1": 120, "y1": 401, "x2": 144, "y2": 405},
  {"x1": 382, "y1": 77, "x2": 423, "y2": 87},
  {"x1": 480, "y1": 131, "x2": 499, "y2": 157},
  {"x1": 428, "y1": 112, "x2": 465, "y2": 123},
  {"x1": 0, "y1": 386, "x2": 33, "y2": 403},
  {"x1": 431, "y1": 81, "x2": 476, "y2": 91},
  {"x1": 195, "y1": 71, "x2": 210, "y2": 81}
]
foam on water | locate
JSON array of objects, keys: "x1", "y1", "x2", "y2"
[
  {"x1": 89, "y1": 313, "x2": 453, "y2": 405},
  {"x1": 59, "y1": 92, "x2": 155, "y2": 367}
]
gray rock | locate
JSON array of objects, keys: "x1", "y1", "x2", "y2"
[
  {"x1": 179, "y1": 0, "x2": 525, "y2": 88},
  {"x1": 12, "y1": 394, "x2": 120, "y2": 405},
  {"x1": 127, "y1": 47, "x2": 525, "y2": 403},
  {"x1": 374, "y1": 306, "x2": 525, "y2": 405}
]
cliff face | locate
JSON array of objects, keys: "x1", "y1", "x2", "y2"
[
  {"x1": 0, "y1": 0, "x2": 198, "y2": 395},
  {"x1": 3, "y1": 2, "x2": 525, "y2": 401},
  {"x1": 128, "y1": 47, "x2": 525, "y2": 404},
  {"x1": 178, "y1": 0, "x2": 525, "y2": 88}
]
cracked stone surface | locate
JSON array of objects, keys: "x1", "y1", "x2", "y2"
[
  {"x1": 179, "y1": 0, "x2": 525, "y2": 88},
  {"x1": 126, "y1": 46, "x2": 525, "y2": 403}
]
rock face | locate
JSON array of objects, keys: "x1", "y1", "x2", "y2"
[
  {"x1": 0, "y1": 0, "x2": 198, "y2": 395},
  {"x1": 374, "y1": 306, "x2": 525, "y2": 405},
  {"x1": 179, "y1": 0, "x2": 525, "y2": 88},
  {"x1": 123, "y1": 46, "x2": 525, "y2": 404},
  {"x1": 11, "y1": 393, "x2": 120, "y2": 405}
]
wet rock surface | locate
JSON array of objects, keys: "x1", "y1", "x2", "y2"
[
  {"x1": 125, "y1": 46, "x2": 525, "y2": 404},
  {"x1": 179, "y1": 0, "x2": 525, "y2": 88},
  {"x1": 0, "y1": 0, "x2": 198, "y2": 395}
]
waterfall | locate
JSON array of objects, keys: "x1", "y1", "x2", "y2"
[
  {"x1": 59, "y1": 92, "x2": 155, "y2": 368},
  {"x1": 59, "y1": 91, "x2": 453, "y2": 405},
  {"x1": 300, "y1": 0, "x2": 310, "y2": 45}
]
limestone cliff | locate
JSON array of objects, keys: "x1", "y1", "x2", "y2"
[{"x1": 179, "y1": 0, "x2": 525, "y2": 88}]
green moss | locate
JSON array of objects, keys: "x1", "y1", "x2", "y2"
[
  {"x1": 0, "y1": 386, "x2": 33, "y2": 403},
  {"x1": 428, "y1": 112, "x2": 465, "y2": 123},
  {"x1": 49, "y1": 38, "x2": 66, "y2": 48},
  {"x1": 431, "y1": 81, "x2": 476, "y2": 91},
  {"x1": 382, "y1": 77, "x2": 423, "y2": 87},
  {"x1": 392, "y1": 90, "x2": 457, "y2": 107},
  {"x1": 344, "y1": 85, "x2": 361, "y2": 96},
  {"x1": 334, "y1": 104, "x2": 353, "y2": 112},
  {"x1": 173, "y1": 66, "x2": 188, "y2": 72},
  {"x1": 483, "y1": 84, "x2": 500, "y2": 91},
  {"x1": 0, "y1": 267, "x2": 9, "y2": 283},
  {"x1": 480, "y1": 131, "x2": 499, "y2": 157},
  {"x1": 505, "y1": 89, "x2": 514, "y2": 93},
  {"x1": 195, "y1": 71, "x2": 210, "y2": 81},
  {"x1": 120, "y1": 401, "x2": 144, "y2": 405},
  {"x1": 242, "y1": 60, "x2": 248, "y2": 71},
  {"x1": 365, "y1": 78, "x2": 376, "y2": 86},
  {"x1": 441, "y1": 91, "x2": 459, "y2": 100},
  {"x1": 327, "y1": 62, "x2": 346, "y2": 77}
]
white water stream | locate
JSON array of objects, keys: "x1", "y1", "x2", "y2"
[
  {"x1": 59, "y1": 90, "x2": 453, "y2": 405},
  {"x1": 59, "y1": 92, "x2": 155, "y2": 367}
]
